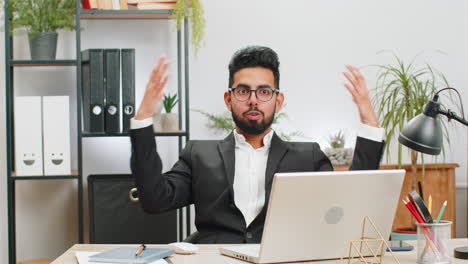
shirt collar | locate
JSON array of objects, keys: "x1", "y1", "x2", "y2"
[{"x1": 233, "y1": 129, "x2": 274, "y2": 149}]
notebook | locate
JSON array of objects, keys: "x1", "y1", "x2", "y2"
[
  {"x1": 75, "y1": 251, "x2": 168, "y2": 264},
  {"x1": 89, "y1": 247, "x2": 174, "y2": 264}
]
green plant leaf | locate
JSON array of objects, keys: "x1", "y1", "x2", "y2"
[
  {"x1": 163, "y1": 94, "x2": 178, "y2": 113},
  {"x1": 328, "y1": 130, "x2": 345, "y2": 149},
  {"x1": 192, "y1": 109, "x2": 304, "y2": 140},
  {"x1": 2, "y1": 0, "x2": 76, "y2": 35},
  {"x1": 173, "y1": 0, "x2": 205, "y2": 56}
]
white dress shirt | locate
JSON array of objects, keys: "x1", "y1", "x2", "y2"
[
  {"x1": 232, "y1": 129, "x2": 273, "y2": 226},
  {"x1": 130, "y1": 117, "x2": 384, "y2": 227}
]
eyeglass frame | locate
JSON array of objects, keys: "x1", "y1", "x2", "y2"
[{"x1": 228, "y1": 85, "x2": 280, "y2": 102}]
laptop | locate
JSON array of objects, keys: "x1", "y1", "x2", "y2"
[{"x1": 219, "y1": 169, "x2": 405, "y2": 263}]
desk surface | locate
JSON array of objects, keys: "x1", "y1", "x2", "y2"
[{"x1": 52, "y1": 239, "x2": 468, "y2": 264}]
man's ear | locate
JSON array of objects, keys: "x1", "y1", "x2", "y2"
[
  {"x1": 275, "y1": 92, "x2": 284, "y2": 113},
  {"x1": 224, "y1": 91, "x2": 232, "y2": 111}
]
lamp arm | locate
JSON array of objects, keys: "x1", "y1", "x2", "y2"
[
  {"x1": 432, "y1": 87, "x2": 467, "y2": 126},
  {"x1": 438, "y1": 109, "x2": 468, "y2": 126}
]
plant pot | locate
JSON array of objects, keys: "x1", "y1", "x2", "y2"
[
  {"x1": 152, "y1": 101, "x2": 165, "y2": 132},
  {"x1": 323, "y1": 148, "x2": 354, "y2": 166},
  {"x1": 154, "y1": 101, "x2": 163, "y2": 115},
  {"x1": 28, "y1": 32, "x2": 58, "y2": 60},
  {"x1": 153, "y1": 114, "x2": 163, "y2": 132},
  {"x1": 162, "y1": 113, "x2": 178, "y2": 132}
]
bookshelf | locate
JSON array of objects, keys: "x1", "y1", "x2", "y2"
[
  {"x1": 10, "y1": 60, "x2": 78, "y2": 66},
  {"x1": 80, "y1": 9, "x2": 174, "y2": 19},
  {"x1": 4, "y1": 1, "x2": 191, "y2": 263},
  {"x1": 81, "y1": 131, "x2": 188, "y2": 137}
]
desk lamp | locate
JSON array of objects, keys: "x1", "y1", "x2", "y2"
[{"x1": 398, "y1": 87, "x2": 467, "y2": 259}]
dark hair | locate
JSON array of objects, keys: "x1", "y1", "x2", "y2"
[{"x1": 228, "y1": 46, "x2": 280, "y2": 89}]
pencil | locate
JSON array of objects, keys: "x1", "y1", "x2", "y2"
[
  {"x1": 135, "y1": 244, "x2": 146, "y2": 257},
  {"x1": 428, "y1": 195, "x2": 432, "y2": 215},
  {"x1": 436, "y1": 201, "x2": 447, "y2": 223}
]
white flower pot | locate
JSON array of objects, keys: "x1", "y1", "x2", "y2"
[
  {"x1": 162, "y1": 113, "x2": 179, "y2": 132},
  {"x1": 153, "y1": 114, "x2": 163, "y2": 132},
  {"x1": 154, "y1": 101, "x2": 163, "y2": 115},
  {"x1": 152, "y1": 101, "x2": 165, "y2": 132}
]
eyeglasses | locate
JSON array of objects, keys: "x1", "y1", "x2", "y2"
[{"x1": 228, "y1": 86, "x2": 280, "y2": 102}]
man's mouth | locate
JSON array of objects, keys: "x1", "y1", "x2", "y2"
[{"x1": 245, "y1": 111, "x2": 262, "y2": 120}]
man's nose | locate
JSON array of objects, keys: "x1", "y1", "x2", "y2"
[{"x1": 247, "y1": 90, "x2": 259, "y2": 105}]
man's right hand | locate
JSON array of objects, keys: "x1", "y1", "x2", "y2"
[{"x1": 134, "y1": 56, "x2": 170, "y2": 120}]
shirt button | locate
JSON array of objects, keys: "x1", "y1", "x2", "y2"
[{"x1": 246, "y1": 232, "x2": 253, "y2": 239}]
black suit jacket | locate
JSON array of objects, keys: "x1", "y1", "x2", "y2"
[{"x1": 130, "y1": 126, "x2": 384, "y2": 244}]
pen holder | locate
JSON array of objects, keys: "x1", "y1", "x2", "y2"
[{"x1": 416, "y1": 220, "x2": 452, "y2": 264}]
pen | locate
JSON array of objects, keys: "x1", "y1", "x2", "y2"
[{"x1": 135, "y1": 244, "x2": 146, "y2": 257}]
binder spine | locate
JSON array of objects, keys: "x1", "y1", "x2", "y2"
[
  {"x1": 42, "y1": 96, "x2": 71, "y2": 175},
  {"x1": 81, "y1": 49, "x2": 105, "y2": 133},
  {"x1": 121, "y1": 49, "x2": 135, "y2": 133},
  {"x1": 14, "y1": 96, "x2": 44, "y2": 176},
  {"x1": 104, "y1": 49, "x2": 121, "y2": 133},
  {"x1": 81, "y1": 50, "x2": 91, "y2": 132}
]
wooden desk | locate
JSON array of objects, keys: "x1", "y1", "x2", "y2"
[{"x1": 52, "y1": 239, "x2": 468, "y2": 264}]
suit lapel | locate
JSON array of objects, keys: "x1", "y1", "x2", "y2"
[
  {"x1": 264, "y1": 133, "x2": 289, "y2": 203},
  {"x1": 249, "y1": 132, "x2": 289, "y2": 227},
  {"x1": 218, "y1": 132, "x2": 236, "y2": 199}
]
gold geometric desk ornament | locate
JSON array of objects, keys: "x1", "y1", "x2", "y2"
[{"x1": 339, "y1": 216, "x2": 401, "y2": 264}]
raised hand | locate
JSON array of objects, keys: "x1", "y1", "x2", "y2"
[
  {"x1": 343, "y1": 65, "x2": 379, "y2": 128},
  {"x1": 135, "y1": 56, "x2": 170, "y2": 120}
]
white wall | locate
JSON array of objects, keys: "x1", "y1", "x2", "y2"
[{"x1": 1, "y1": 0, "x2": 467, "y2": 262}]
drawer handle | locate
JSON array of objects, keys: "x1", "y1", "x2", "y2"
[{"x1": 129, "y1": 187, "x2": 139, "y2": 202}]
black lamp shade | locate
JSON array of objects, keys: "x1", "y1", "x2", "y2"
[{"x1": 398, "y1": 113, "x2": 443, "y2": 155}]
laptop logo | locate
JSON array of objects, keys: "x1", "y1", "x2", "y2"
[{"x1": 325, "y1": 206, "x2": 344, "y2": 224}]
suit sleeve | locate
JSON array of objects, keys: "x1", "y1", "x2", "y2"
[
  {"x1": 313, "y1": 143, "x2": 334, "y2": 171},
  {"x1": 130, "y1": 125, "x2": 193, "y2": 213},
  {"x1": 349, "y1": 136, "x2": 385, "y2": 170}
]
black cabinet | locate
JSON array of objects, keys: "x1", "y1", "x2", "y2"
[{"x1": 88, "y1": 174, "x2": 177, "y2": 244}]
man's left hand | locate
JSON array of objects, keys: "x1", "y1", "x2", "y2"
[{"x1": 343, "y1": 65, "x2": 380, "y2": 128}]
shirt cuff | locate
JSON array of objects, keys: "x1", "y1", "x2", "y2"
[
  {"x1": 130, "y1": 117, "x2": 153, "y2": 130},
  {"x1": 357, "y1": 123, "x2": 384, "y2": 142}
]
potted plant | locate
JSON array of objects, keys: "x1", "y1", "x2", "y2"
[
  {"x1": 2, "y1": 0, "x2": 76, "y2": 60},
  {"x1": 372, "y1": 53, "x2": 456, "y2": 188},
  {"x1": 162, "y1": 93, "x2": 179, "y2": 132},
  {"x1": 173, "y1": 0, "x2": 205, "y2": 55},
  {"x1": 323, "y1": 130, "x2": 353, "y2": 166}
]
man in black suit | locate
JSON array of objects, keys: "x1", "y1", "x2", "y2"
[{"x1": 130, "y1": 46, "x2": 384, "y2": 243}]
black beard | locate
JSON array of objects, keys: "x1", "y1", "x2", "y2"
[{"x1": 231, "y1": 107, "x2": 275, "y2": 135}]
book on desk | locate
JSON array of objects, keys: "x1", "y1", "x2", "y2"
[{"x1": 88, "y1": 247, "x2": 174, "y2": 264}]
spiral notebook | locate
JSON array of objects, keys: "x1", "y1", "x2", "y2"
[{"x1": 89, "y1": 247, "x2": 174, "y2": 264}]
